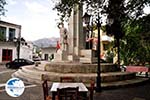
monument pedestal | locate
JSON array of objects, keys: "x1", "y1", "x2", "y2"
[
  {"x1": 53, "y1": 50, "x2": 68, "y2": 62},
  {"x1": 68, "y1": 54, "x2": 80, "y2": 62},
  {"x1": 79, "y1": 49, "x2": 97, "y2": 63}
]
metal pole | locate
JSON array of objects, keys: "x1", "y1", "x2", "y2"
[
  {"x1": 96, "y1": 13, "x2": 101, "y2": 92},
  {"x1": 17, "y1": 38, "x2": 20, "y2": 62}
]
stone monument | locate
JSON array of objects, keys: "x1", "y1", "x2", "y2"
[
  {"x1": 53, "y1": 23, "x2": 69, "y2": 62},
  {"x1": 53, "y1": 4, "x2": 96, "y2": 63},
  {"x1": 58, "y1": 23, "x2": 69, "y2": 52}
]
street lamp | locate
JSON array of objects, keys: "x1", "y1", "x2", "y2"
[
  {"x1": 14, "y1": 37, "x2": 21, "y2": 62},
  {"x1": 83, "y1": 13, "x2": 102, "y2": 92},
  {"x1": 83, "y1": 12, "x2": 92, "y2": 49}
]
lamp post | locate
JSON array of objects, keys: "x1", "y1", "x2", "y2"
[
  {"x1": 14, "y1": 37, "x2": 21, "y2": 62},
  {"x1": 96, "y1": 13, "x2": 101, "y2": 92},
  {"x1": 83, "y1": 12, "x2": 102, "y2": 92},
  {"x1": 83, "y1": 13, "x2": 91, "y2": 49}
]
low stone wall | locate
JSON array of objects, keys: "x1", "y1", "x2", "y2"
[{"x1": 45, "y1": 63, "x2": 119, "y2": 73}]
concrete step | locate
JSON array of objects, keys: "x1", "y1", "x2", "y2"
[
  {"x1": 19, "y1": 66, "x2": 136, "y2": 82},
  {"x1": 12, "y1": 70, "x2": 42, "y2": 84},
  {"x1": 18, "y1": 69, "x2": 41, "y2": 80},
  {"x1": 42, "y1": 72, "x2": 136, "y2": 83},
  {"x1": 11, "y1": 65, "x2": 149, "y2": 89},
  {"x1": 101, "y1": 77, "x2": 149, "y2": 89},
  {"x1": 13, "y1": 65, "x2": 136, "y2": 84},
  {"x1": 79, "y1": 57, "x2": 97, "y2": 63},
  {"x1": 45, "y1": 63, "x2": 119, "y2": 73}
]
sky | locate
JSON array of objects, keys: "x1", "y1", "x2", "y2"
[
  {"x1": 1, "y1": 0, "x2": 150, "y2": 41},
  {"x1": 1, "y1": 0, "x2": 60, "y2": 41}
]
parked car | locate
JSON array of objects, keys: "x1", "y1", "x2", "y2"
[
  {"x1": 6, "y1": 59, "x2": 34, "y2": 69},
  {"x1": 33, "y1": 56, "x2": 41, "y2": 61}
]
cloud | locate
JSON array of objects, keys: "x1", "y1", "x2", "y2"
[
  {"x1": 25, "y1": 1, "x2": 49, "y2": 14},
  {"x1": 7, "y1": 0, "x2": 17, "y2": 5},
  {"x1": 144, "y1": 6, "x2": 150, "y2": 14}
]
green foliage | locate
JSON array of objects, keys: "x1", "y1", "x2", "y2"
[
  {"x1": 0, "y1": 0, "x2": 7, "y2": 17},
  {"x1": 53, "y1": 0, "x2": 150, "y2": 66},
  {"x1": 120, "y1": 15, "x2": 150, "y2": 66}
]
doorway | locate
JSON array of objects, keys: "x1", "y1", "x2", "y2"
[{"x1": 2, "y1": 49, "x2": 13, "y2": 62}]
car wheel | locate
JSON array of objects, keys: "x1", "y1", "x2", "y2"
[{"x1": 6, "y1": 64, "x2": 11, "y2": 68}]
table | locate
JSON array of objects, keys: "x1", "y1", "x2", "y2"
[{"x1": 50, "y1": 82, "x2": 88, "y2": 100}]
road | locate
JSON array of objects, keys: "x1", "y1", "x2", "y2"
[{"x1": 0, "y1": 64, "x2": 44, "y2": 100}]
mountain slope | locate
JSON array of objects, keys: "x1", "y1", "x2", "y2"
[{"x1": 33, "y1": 37, "x2": 59, "y2": 48}]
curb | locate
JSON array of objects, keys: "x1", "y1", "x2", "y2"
[{"x1": 0, "y1": 83, "x2": 5, "y2": 90}]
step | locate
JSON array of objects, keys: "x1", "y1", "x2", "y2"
[
  {"x1": 12, "y1": 66, "x2": 149, "y2": 89},
  {"x1": 45, "y1": 63, "x2": 119, "y2": 73},
  {"x1": 18, "y1": 69, "x2": 42, "y2": 80},
  {"x1": 101, "y1": 77, "x2": 149, "y2": 89},
  {"x1": 12, "y1": 70, "x2": 42, "y2": 84},
  {"x1": 79, "y1": 57, "x2": 97, "y2": 63},
  {"x1": 13, "y1": 65, "x2": 136, "y2": 84},
  {"x1": 17, "y1": 66, "x2": 136, "y2": 82},
  {"x1": 42, "y1": 72, "x2": 136, "y2": 83}
]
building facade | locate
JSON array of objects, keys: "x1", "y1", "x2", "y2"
[
  {"x1": 0, "y1": 20, "x2": 33, "y2": 62},
  {"x1": 41, "y1": 47, "x2": 56, "y2": 61}
]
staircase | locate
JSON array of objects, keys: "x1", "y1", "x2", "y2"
[{"x1": 12, "y1": 61, "x2": 149, "y2": 88}]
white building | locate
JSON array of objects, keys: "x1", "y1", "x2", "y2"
[
  {"x1": 0, "y1": 20, "x2": 33, "y2": 62},
  {"x1": 41, "y1": 47, "x2": 56, "y2": 61}
]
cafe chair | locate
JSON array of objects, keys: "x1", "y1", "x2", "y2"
[
  {"x1": 57, "y1": 87, "x2": 79, "y2": 100},
  {"x1": 42, "y1": 80, "x2": 52, "y2": 100},
  {"x1": 60, "y1": 76, "x2": 74, "y2": 82},
  {"x1": 89, "y1": 80, "x2": 95, "y2": 100}
]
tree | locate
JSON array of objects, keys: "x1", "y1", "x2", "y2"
[
  {"x1": 0, "y1": 0, "x2": 6, "y2": 17},
  {"x1": 120, "y1": 14, "x2": 150, "y2": 66},
  {"x1": 53, "y1": 0, "x2": 150, "y2": 65}
]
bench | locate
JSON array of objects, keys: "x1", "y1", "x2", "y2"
[{"x1": 126, "y1": 66, "x2": 150, "y2": 77}]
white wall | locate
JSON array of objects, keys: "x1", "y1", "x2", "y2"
[
  {"x1": 41, "y1": 47, "x2": 56, "y2": 61},
  {"x1": 20, "y1": 45, "x2": 33, "y2": 61}
]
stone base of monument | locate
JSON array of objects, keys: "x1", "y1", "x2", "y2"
[
  {"x1": 79, "y1": 49, "x2": 97, "y2": 63},
  {"x1": 12, "y1": 61, "x2": 149, "y2": 89},
  {"x1": 68, "y1": 55, "x2": 80, "y2": 62},
  {"x1": 53, "y1": 50, "x2": 68, "y2": 62}
]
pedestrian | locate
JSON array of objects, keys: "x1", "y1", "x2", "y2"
[{"x1": 56, "y1": 41, "x2": 60, "y2": 52}]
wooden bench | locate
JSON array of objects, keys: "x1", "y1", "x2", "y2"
[{"x1": 126, "y1": 66, "x2": 150, "y2": 77}]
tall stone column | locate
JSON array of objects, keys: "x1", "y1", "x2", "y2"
[{"x1": 68, "y1": 4, "x2": 84, "y2": 61}]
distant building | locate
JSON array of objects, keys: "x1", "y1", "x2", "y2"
[
  {"x1": 41, "y1": 46, "x2": 56, "y2": 61},
  {"x1": 0, "y1": 20, "x2": 33, "y2": 63}
]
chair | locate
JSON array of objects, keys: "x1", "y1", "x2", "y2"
[
  {"x1": 42, "y1": 80, "x2": 52, "y2": 100},
  {"x1": 89, "y1": 81, "x2": 95, "y2": 100},
  {"x1": 57, "y1": 87, "x2": 79, "y2": 100},
  {"x1": 60, "y1": 76, "x2": 74, "y2": 82}
]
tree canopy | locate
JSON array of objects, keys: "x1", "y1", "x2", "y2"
[
  {"x1": 53, "y1": 0, "x2": 150, "y2": 66},
  {"x1": 53, "y1": 0, "x2": 150, "y2": 22},
  {"x1": 0, "y1": 0, "x2": 6, "y2": 17}
]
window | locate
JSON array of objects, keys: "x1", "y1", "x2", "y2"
[
  {"x1": 9, "y1": 28, "x2": 16, "y2": 41},
  {"x1": 0, "y1": 26, "x2": 6, "y2": 41}
]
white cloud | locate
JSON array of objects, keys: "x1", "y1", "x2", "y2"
[
  {"x1": 144, "y1": 6, "x2": 150, "y2": 14},
  {"x1": 7, "y1": 0, "x2": 17, "y2": 5},
  {"x1": 25, "y1": 1, "x2": 49, "y2": 14}
]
